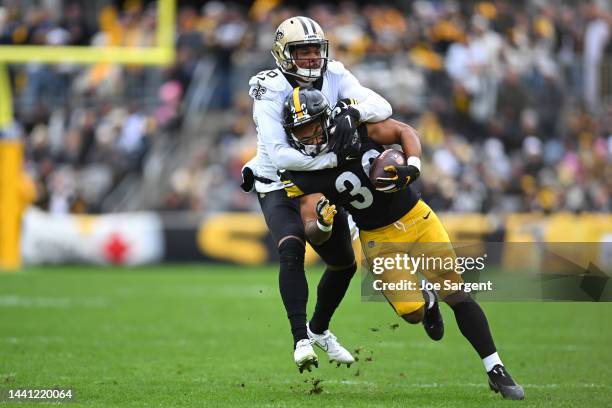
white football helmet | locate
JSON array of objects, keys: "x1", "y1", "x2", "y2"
[{"x1": 271, "y1": 16, "x2": 329, "y2": 82}]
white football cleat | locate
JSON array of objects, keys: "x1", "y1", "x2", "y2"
[
  {"x1": 307, "y1": 322, "x2": 355, "y2": 367},
  {"x1": 294, "y1": 339, "x2": 319, "y2": 373}
]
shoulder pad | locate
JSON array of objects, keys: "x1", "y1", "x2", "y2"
[
  {"x1": 248, "y1": 69, "x2": 288, "y2": 101},
  {"x1": 326, "y1": 60, "x2": 347, "y2": 75}
]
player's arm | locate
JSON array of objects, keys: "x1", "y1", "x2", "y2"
[
  {"x1": 253, "y1": 96, "x2": 338, "y2": 171},
  {"x1": 280, "y1": 172, "x2": 336, "y2": 244},
  {"x1": 336, "y1": 64, "x2": 392, "y2": 123},
  {"x1": 366, "y1": 119, "x2": 422, "y2": 192},
  {"x1": 366, "y1": 119, "x2": 421, "y2": 158},
  {"x1": 329, "y1": 61, "x2": 391, "y2": 159},
  {"x1": 299, "y1": 193, "x2": 336, "y2": 245}
]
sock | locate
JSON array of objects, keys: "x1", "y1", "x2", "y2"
[
  {"x1": 309, "y1": 263, "x2": 357, "y2": 334},
  {"x1": 483, "y1": 352, "x2": 503, "y2": 372},
  {"x1": 449, "y1": 295, "x2": 497, "y2": 361},
  {"x1": 278, "y1": 238, "x2": 308, "y2": 347}
]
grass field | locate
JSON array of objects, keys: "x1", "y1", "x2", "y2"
[{"x1": 1, "y1": 264, "x2": 611, "y2": 407}]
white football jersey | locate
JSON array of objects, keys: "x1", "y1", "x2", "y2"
[{"x1": 247, "y1": 60, "x2": 391, "y2": 193}]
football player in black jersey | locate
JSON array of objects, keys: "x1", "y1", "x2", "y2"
[{"x1": 280, "y1": 87, "x2": 525, "y2": 400}]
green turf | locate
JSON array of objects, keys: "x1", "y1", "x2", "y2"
[{"x1": 1, "y1": 264, "x2": 611, "y2": 407}]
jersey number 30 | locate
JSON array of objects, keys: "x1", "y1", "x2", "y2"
[{"x1": 335, "y1": 172, "x2": 373, "y2": 209}]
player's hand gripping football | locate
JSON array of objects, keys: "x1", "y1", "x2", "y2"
[
  {"x1": 316, "y1": 196, "x2": 337, "y2": 229},
  {"x1": 330, "y1": 99, "x2": 361, "y2": 160},
  {"x1": 375, "y1": 164, "x2": 421, "y2": 193}
]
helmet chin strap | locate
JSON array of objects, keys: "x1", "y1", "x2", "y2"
[
  {"x1": 289, "y1": 57, "x2": 323, "y2": 82},
  {"x1": 302, "y1": 141, "x2": 327, "y2": 156},
  {"x1": 293, "y1": 67, "x2": 321, "y2": 83},
  {"x1": 291, "y1": 129, "x2": 328, "y2": 157}
]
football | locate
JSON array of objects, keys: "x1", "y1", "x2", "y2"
[{"x1": 369, "y1": 149, "x2": 406, "y2": 188}]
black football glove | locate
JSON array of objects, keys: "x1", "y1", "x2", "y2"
[
  {"x1": 334, "y1": 128, "x2": 362, "y2": 164},
  {"x1": 331, "y1": 98, "x2": 357, "y2": 119},
  {"x1": 375, "y1": 164, "x2": 420, "y2": 193},
  {"x1": 330, "y1": 99, "x2": 361, "y2": 160},
  {"x1": 240, "y1": 166, "x2": 255, "y2": 192}
]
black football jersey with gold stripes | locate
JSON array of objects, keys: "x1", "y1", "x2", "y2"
[{"x1": 281, "y1": 125, "x2": 419, "y2": 230}]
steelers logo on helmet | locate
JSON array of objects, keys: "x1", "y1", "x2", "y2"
[
  {"x1": 271, "y1": 16, "x2": 329, "y2": 82},
  {"x1": 283, "y1": 87, "x2": 332, "y2": 157}
]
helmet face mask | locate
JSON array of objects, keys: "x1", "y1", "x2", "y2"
[
  {"x1": 284, "y1": 41, "x2": 329, "y2": 81},
  {"x1": 288, "y1": 115, "x2": 331, "y2": 156},
  {"x1": 272, "y1": 17, "x2": 329, "y2": 82}
]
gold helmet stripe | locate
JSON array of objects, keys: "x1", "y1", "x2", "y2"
[{"x1": 292, "y1": 87, "x2": 304, "y2": 118}]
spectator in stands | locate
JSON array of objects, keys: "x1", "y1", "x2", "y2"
[{"x1": 9, "y1": 0, "x2": 611, "y2": 215}]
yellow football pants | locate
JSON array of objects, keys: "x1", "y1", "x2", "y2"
[{"x1": 360, "y1": 200, "x2": 463, "y2": 316}]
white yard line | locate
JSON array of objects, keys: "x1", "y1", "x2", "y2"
[
  {"x1": 289, "y1": 379, "x2": 610, "y2": 389},
  {"x1": 0, "y1": 295, "x2": 108, "y2": 308},
  {"x1": 399, "y1": 383, "x2": 611, "y2": 389}
]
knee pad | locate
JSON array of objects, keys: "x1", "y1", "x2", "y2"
[
  {"x1": 278, "y1": 237, "x2": 305, "y2": 268},
  {"x1": 401, "y1": 305, "x2": 425, "y2": 324},
  {"x1": 390, "y1": 299, "x2": 425, "y2": 323}
]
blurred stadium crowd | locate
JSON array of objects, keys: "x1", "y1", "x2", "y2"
[{"x1": 1, "y1": 0, "x2": 611, "y2": 214}]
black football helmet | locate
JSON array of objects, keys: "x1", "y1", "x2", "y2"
[{"x1": 283, "y1": 87, "x2": 332, "y2": 157}]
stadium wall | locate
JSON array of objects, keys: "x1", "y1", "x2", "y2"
[{"x1": 19, "y1": 209, "x2": 612, "y2": 268}]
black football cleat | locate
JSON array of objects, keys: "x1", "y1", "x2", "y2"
[
  {"x1": 487, "y1": 364, "x2": 525, "y2": 400},
  {"x1": 422, "y1": 290, "x2": 444, "y2": 341}
]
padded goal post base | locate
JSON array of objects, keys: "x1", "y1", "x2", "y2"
[{"x1": 0, "y1": 139, "x2": 23, "y2": 271}]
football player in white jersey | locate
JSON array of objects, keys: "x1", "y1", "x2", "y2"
[{"x1": 241, "y1": 16, "x2": 392, "y2": 372}]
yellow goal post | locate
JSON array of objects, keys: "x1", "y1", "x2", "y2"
[{"x1": 0, "y1": 0, "x2": 176, "y2": 271}]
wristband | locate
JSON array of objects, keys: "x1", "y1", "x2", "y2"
[
  {"x1": 316, "y1": 220, "x2": 333, "y2": 232},
  {"x1": 407, "y1": 156, "x2": 421, "y2": 172}
]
